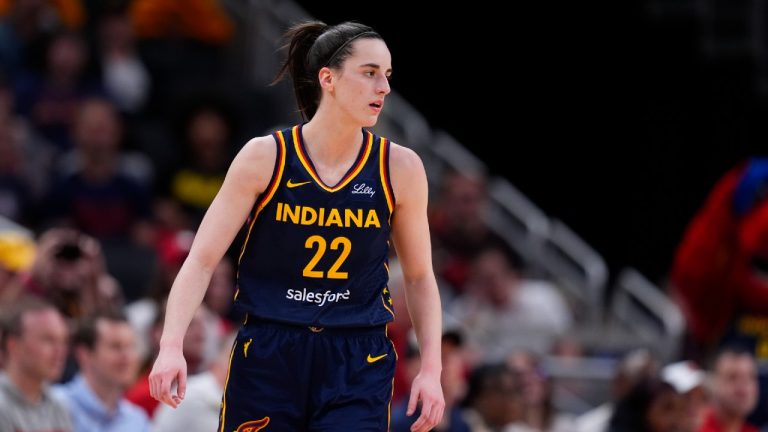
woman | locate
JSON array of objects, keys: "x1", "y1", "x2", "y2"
[{"x1": 148, "y1": 20, "x2": 445, "y2": 431}]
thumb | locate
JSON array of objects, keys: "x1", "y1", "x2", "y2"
[{"x1": 407, "y1": 385, "x2": 419, "y2": 416}]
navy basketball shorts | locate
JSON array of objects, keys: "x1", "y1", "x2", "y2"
[{"x1": 218, "y1": 318, "x2": 397, "y2": 432}]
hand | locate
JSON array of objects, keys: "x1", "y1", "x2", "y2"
[
  {"x1": 149, "y1": 346, "x2": 187, "y2": 408},
  {"x1": 407, "y1": 370, "x2": 445, "y2": 432}
]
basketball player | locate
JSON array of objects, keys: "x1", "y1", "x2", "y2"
[{"x1": 149, "y1": 20, "x2": 445, "y2": 432}]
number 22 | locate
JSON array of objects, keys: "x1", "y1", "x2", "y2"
[{"x1": 303, "y1": 235, "x2": 351, "y2": 279}]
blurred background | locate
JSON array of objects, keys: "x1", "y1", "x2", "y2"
[{"x1": 1, "y1": 1, "x2": 768, "y2": 431}]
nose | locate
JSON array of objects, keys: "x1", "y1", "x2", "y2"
[{"x1": 377, "y1": 75, "x2": 390, "y2": 96}]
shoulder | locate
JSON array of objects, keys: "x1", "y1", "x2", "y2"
[
  {"x1": 121, "y1": 399, "x2": 151, "y2": 423},
  {"x1": 236, "y1": 134, "x2": 278, "y2": 165},
  {"x1": 388, "y1": 142, "x2": 424, "y2": 172},
  {"x1": 387, "y1": 142, "x2": 427, "y2": 198}
]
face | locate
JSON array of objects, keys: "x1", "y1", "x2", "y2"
[
  {"x1": 11, "y1": 308, "x2": 69, "y2": 383},
  {"x1": 468, "y1": 249, "x2": 518, "y2": 307},
  {"x1": 713, "y1": 353, "x2": 758, "y2": 417},
  {"x1": 478, "y1": 371, "x2": 524, "y2": 427},
  {"x1": 75, "y1": 100, "x2": 121, "y2": 159},
  {"x1": 82, "y1": 319, "x2": 140, "y2": 388},
  {"x1": 646, "y1": 389, "x2": 683, "y2": 432},
  {"x1": 325, "y1": 38, "x2": 392, "y2": 127},
  {"x1": 679, "y1": 386, "x2": 710, "y2": 432}
]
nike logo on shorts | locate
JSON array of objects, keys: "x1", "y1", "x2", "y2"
[{"x1": 367, "y1": 353, "x2": 388, "y2": 363}]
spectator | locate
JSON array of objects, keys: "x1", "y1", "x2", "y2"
[
  {"x1": 460, "y1": 362, "x2": 528, "y2": 432},
  {"x1": 448, "y1": 242, "x2": 573, "y2": 362},
  {"x1": 3, "y1": 227, "x2": 122, "y2": 321},
  {"x1": 576, "y1": 348, "x2": 661, "y2": 432},
  {"x1": 661, "y1": 360, "x2": 709, "y2": 432},
  {"x1": 608, "y1": 376, "x2": 682, "y2": 432},
  {"x1": 0, "y1": 296, "x2": 72, "y2": 431},
  {"x1": 96, "y1": 12, "x2": 150, "y2": 114},
  {"x1": 507, "y1": 350, "x2": 575, "y2": 432},
  {"x1": 152, "y1": 330, "x2": 236, "y2": 432},
  {"x1": 699, "y1": 345, "x2": 760, "y2": 432},
  {"x1": 53, "y1": 311, "x2": 150, "y2": 431},
  {"x1": 429, "y1": 168, "x2": 506, "y2": 298},
  {"x1": 0, "y1": 0, "x2": 85, "y2": 80},
  {"x1": 168, "y1": 100, "x2": 236, "y2": 226},
  {"x1": 14, "y1": 30, "x2": 101, "y2": 150},
  {"x1": 45, "y1": 97, "x2": 154, "y2": 240}
]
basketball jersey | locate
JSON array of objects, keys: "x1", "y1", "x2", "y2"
[{"x1": 234, "y1": 124, "x2": 397, "y2": 327}]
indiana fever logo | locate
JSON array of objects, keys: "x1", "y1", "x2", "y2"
[{"x1": 235, "y1": 417, "x2": 270, "y2": 431}]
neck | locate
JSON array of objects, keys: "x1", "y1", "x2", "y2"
[
  {"x1": 6, "y1": 362, "x2": 44, "y2": 403},
  {"x1": 81, "y1": 157, "x2": 116, "y2": 182},
  {"x1": 82, "y1": 372, "x2": 123, "y2": 413},
  {"x1": 714, "y1": 406, "x2": 746, "y2": 432},
  {"x1": 302, "y1": 107, "x2": 363, "y2": 164}
]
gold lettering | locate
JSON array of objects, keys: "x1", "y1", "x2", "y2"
[
  {"x1": 364, "y1": 210, "x2": 381, "y2": 228},
  {"x1": 345, "y1": 208, "x2": 362, "y2": 228},
  {"x1": 301, "y1": 206, "x2": 318, "y2": 225},
  {"x1": 283, "y1": 204, "x2": 300, "y2": 224},
  {"x1": 326, "y1": 209, "x2": 342, "y2": 227}
]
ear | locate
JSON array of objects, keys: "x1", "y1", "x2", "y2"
[
  {"x1": 318, "y1": 67, "x2": 334, "y2": 92},
  {"x1": 74, "y1": 345, "x2": 91, "y2": 367}
]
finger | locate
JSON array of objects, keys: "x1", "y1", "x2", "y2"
[
  {"x1": 159, "y1": 375, "x2": 177, "y2": 408},
  {"x1": 177, "y1": 370, "x2": 187, "y2": 400},
  {"x1": 411, "y1": 404, "x2": 431, "y2": 432},
  {"x1": 406, "y1": 387, "x2": 419, "y2": 416},
  {"x1": 429, "y1": 403, "x2": 444, "y2": 428}
]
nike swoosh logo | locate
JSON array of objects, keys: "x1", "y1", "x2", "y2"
[
  {"x1": 286, "y1": 179, "x2": 312, "y2": 188},
  {"x1": 367, "y1": 353, "x2": 388, "y2": 363}
]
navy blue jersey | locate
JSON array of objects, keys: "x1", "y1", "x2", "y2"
[{"x1": 234, "y1": 124, "x2": 397, "y2": 327}]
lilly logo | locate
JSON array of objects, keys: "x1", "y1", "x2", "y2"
[
  {"x1": 351, "y1": 182, "x2": 375, "y2": 197},
  {"x1": 236, "y1": 417, "x2": 270, "y2": 431}
]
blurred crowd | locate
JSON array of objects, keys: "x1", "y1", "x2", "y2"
[{"x1": 0, "y1": 1, "x2": 766, "y2": 432}]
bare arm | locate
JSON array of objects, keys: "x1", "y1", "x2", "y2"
[
  {"x1": 150, "y1": 135, "x2": 276, "y2": 407},
  {"x1": 389, "y1": 144, "x2": 444, "y2": 432}
]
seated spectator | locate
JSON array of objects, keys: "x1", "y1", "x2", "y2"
[
  {"x1": 3, "y1": 227, "x2": 123, "y2": 321},
  {"x1": 699, "y1": 345, "x2": 760, "y2": 432},
  {"x1": 428, "y1": 168, "x2": 506, "y2": 298},
  {"x1": 460, "y1": 362, "x2": 528, "y2": 431},
  {"x1": 507, "y1": 350, "x2": 575, "y2": 432},
  {"x1": 53, "y1": 311, "x2": 150, "y2": 431},
  {"x1": 575, "y1": 348, "x2": 661, "y2": 432},
  {"x1": 44, "y1": 96, "x2": 154, "y2": 240},
  {"x1": 608, "y1": 376, "x2": 682, "y2": 432},
  {"x1": 448, "y1": 242, "x2": 573, "y2": 362},
  {"x1": 660, "y1": 360, "x2": 709, "y2": 432},
  {"x1": 0, "y1": 296, "x2": 72, "y2": 431},
  {"x1": 96, "y1": 12, "x2": 150, "y2": 114},
  {"x1": 13, "y1": 30, "x2": 101, "y2": 150},
  {"x1": 168, "y1": 100, "x2": 236, "y2": 226}
]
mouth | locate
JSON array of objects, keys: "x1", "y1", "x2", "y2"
[{"x1": 369, "y1": 101, "x2": 383, "y2": 112}]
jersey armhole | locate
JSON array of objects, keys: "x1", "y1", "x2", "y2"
[{"x1": 379, "y1": 138, "x2": 396, "y2": 223}]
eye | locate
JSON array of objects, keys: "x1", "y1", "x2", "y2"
[{"x1": 364, "y1": 71, "x2": 375, "y2": 77}]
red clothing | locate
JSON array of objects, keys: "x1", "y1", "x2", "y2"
[{"x1": 698, "y1": 409, "x2": 759, "y2": 432}]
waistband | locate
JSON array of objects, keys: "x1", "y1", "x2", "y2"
[{"x1": 242, "y1": 314, "x2": 387, "y2": 336}]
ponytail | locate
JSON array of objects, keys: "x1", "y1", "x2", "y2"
[{"x1": 273, "y1": 21, "x2": 382, "y2": 122}]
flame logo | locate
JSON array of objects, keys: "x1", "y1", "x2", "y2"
[{"x1": 236, "y1": 417, "x2": 270, "y2": 431}]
